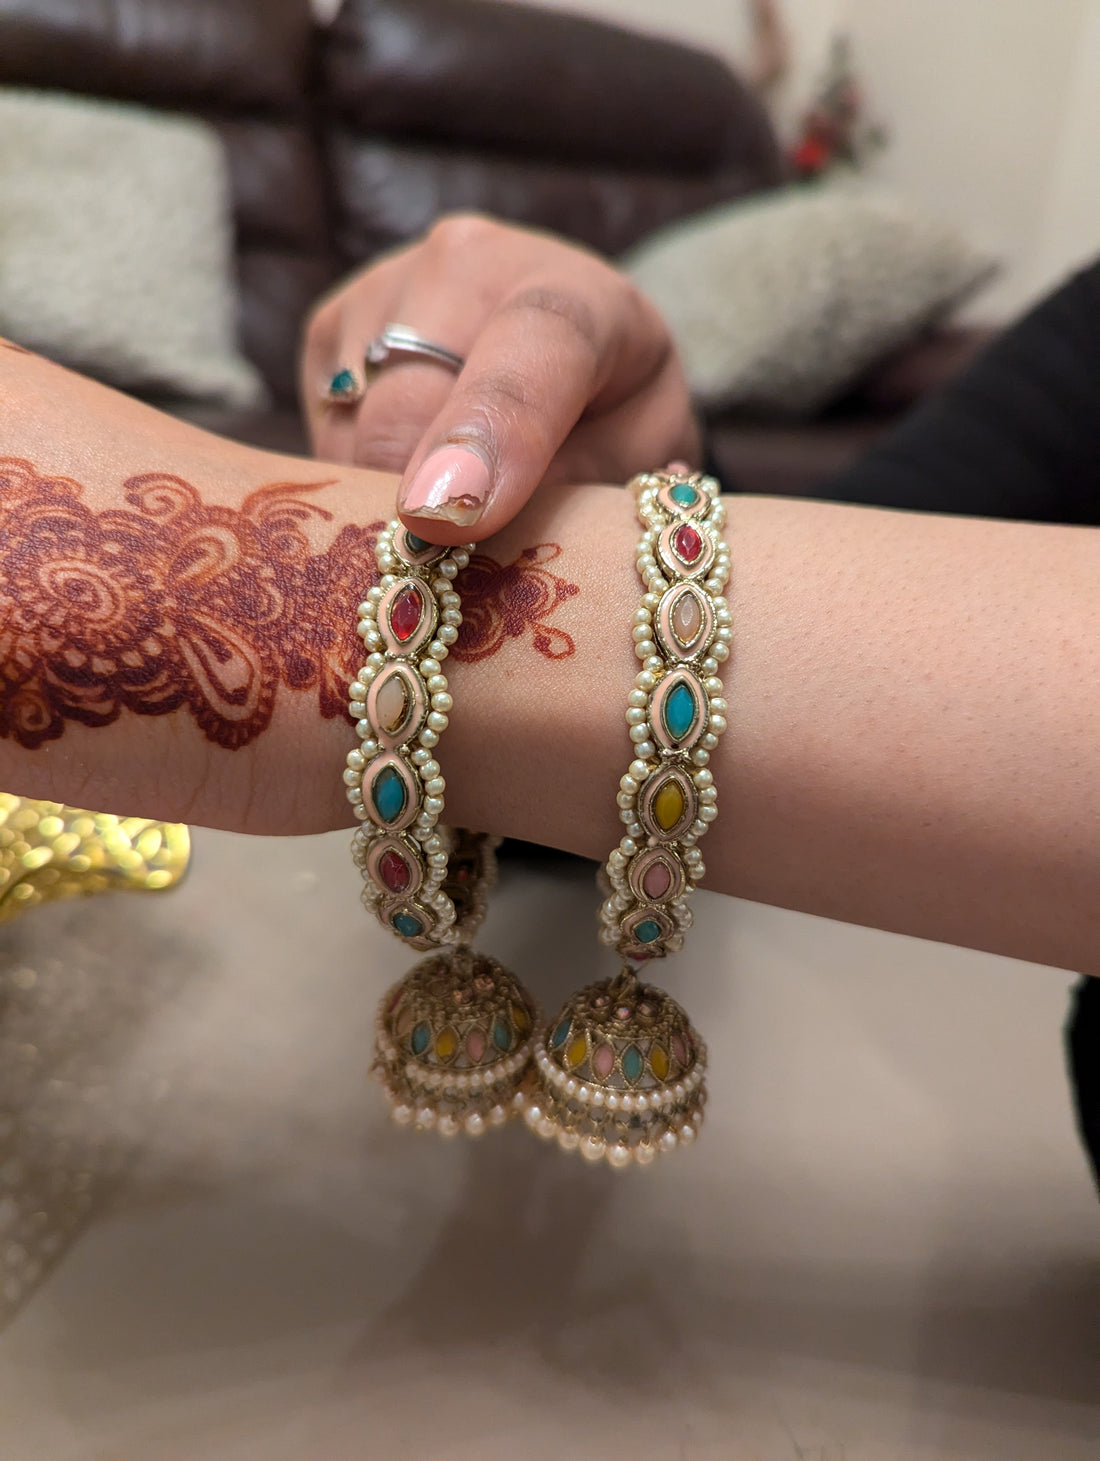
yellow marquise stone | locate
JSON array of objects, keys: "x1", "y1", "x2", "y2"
[
  {"x1": 653, "y1": 779, "x2": 686, "y2": 832},
  {"x1": 650, "y1": 1043, "x2": 670, "y2": 1081},
  {"x1": 566, "y1": 1035, "x2": 588, "y2": 1070},
  {"x1": 435, "y1": 1026, "x2": 458, "y2": 1060}
]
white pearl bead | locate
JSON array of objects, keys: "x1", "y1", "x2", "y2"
[
  {"x1": 580, "y1": 1136, "x2": 606, "y2": 1163},
  {"x1": 620, "y1": 1093, "x2": 635, "y2": 1112},
  {"x1": 536, "y1": 1116, "x2": 556, "y2": 1140},
  {"x1": 489, "y1": 1104, "x2": 508, "y2": 1126},
  {"x1": 679, "y1": 1123, "x2": 697, "y2": 1145},
  {"x1": 391, "y1": 1103, "x2": 414, "y2": 1125},
  {"x1": 557, "y1": 1128, "x2": 580, "y2": 1152},
  {"x1": 415, "y1": 1106, "x2": 436, "y2": 1129},
  {"x1": 634, "y1": 1142, "x2": 656, "y2": 1166},
  {"x1": 523, "y1": 1103, "x2": 542, "y2": 1126},
  {"x1": 605, "y1": 1093, "x2": 620, "y2": 1112},
  {"x1": 437, "y1": 1114, "x2": 460, "y2": 1138},
  {"x1": 607, "y1": 1144, "x2": 632, "y2": 1169},
  {"x1": 658, "y1": 1129, "x2": 678, "y2": 1153}
]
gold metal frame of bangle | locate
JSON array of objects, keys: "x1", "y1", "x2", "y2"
[
  {"x1": 345, "y1": 522, "x2": 538, "y2": 1139},
  {"x1": 519, "y1": 468, "x2": 730, "y2": 1168}
]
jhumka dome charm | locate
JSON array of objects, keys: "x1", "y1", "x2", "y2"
[
  {"x1": 518, "y1": 966, "x2": 706, "y2": 1167},
  {"x1": 373, "y1": 946, "x2": 539, "y2": 1137}
]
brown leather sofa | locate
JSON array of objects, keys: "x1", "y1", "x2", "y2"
[{"x1": 0, "y1": 0, "x2": 979, "y2": 493}]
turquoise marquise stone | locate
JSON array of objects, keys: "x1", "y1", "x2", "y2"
[
  {"x1": 405, "y1": 532, "x2": 432, "y2": 553},
  {"x1": 492, "y1": 1019, "x2": 512, "y2": 1052},
  {"x1": 670, "y1": 482, "x2": 698, "y2": 507},
  {"x1": 411, "y1": 1022, "x2": 431, "y2": 1055},
  {"x1": 634, "y1": 919, "x2": 662, "y2": 944},
  {"x1": 393, "y1": 911, "x2": 424, "y2": 938},
  {"x1": 372, "y1": 765, "x2": 407, "y2": 824},
  {"x1": 622, "y1": 1045, "x2": 644, "y2": 1082},
  {"x1": 663, "y1": 681, "x2": 697, "y2": 742},
  {"x1": 550, "y1": 1017, "x2": 572, "y2": 1049},
  {"x1": 328, "y1": 367, "x2": 357, "y2": 396}
]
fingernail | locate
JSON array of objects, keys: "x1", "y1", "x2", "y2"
[{"x1": 400, "y1": 445, "x2": 491, "y2": 527}]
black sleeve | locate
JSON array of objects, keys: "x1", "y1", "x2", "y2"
[{"x1": 807, "y1": 258, "x2": 1100, "y2": 526}]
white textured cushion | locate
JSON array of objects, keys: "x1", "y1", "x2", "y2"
[
  {"x1": 624, "y1": 187, "x2": 995, "y2": 416},
  {"x1": 0, "y1": 88, "x2": 265, "y2": 407}
]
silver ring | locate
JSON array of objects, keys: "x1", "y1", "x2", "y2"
[{"x1": 365, "y1": 323, "x2": 465, "y2": 377}]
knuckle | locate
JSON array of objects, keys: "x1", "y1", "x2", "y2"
[
  {"x1": 503, "y1": 284, "x2": 601, "y2": 359},
  {"x1": 463, "y1": 364, "x2": 538, "y2": 422},
  {"x1": 425, "y1": 211, "x2": 498, "y2": 254}
]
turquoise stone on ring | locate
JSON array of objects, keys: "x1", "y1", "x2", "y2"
[
  {"x1": 670, "y1": 482, "x2": 698, "y2": 507},
  {"x1": 327, "y1": 367, "x2": 359, "y2": 400},
  {"x1": 634, "y1": 919, "x2": 662, "y2": 944}
]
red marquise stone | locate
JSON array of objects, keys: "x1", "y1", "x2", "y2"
[
  {"x1": 674, "y1": 524, "x2": 703, "y2": 564},
  {"x1": 378, "y1": 848, "x2": 412, "y2": 893},
  {"x1": 390, "y1": 585, "x2": 423, "y2": 643}
]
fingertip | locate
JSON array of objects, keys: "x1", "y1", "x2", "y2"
[{"x1": 397, "y1": 442, "x2": 496, "y2": 544}]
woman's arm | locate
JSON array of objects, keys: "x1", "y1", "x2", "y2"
[{"x1": 2, "y1": 344, "x2": 1097, "y2": 973}]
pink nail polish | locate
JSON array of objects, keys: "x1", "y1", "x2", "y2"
[{"x1": 400, "y1": 445, "x2": 492, "y2": 527}]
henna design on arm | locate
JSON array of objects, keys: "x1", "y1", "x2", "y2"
[
  {"x1": 0, "y1": 457, "x2": 381, "y2": 750},
  {"x1": 0, "y1": 457, "x2": 581, "y2": 752},
  {"x1": 453, "y1": 543, "x2": 579, "y2": 663}
]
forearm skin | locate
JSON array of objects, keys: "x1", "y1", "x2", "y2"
[{"x1": 2, "y1": 345, "x2": 1097, "y2": 973}]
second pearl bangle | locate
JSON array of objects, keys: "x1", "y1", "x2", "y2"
[{"x1": 521, "y1": 468, "x2": 728, "y2": 1168}]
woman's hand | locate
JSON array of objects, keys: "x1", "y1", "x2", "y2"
[{"x1": 300, "y1": 214, "x2": 701, "y2": 543}]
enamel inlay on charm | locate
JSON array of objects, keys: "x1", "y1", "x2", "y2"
[
  {"x1": 657, "y1": 520, "x2": 715, "y2": 581},
  {"x1": 656, "y1": 583, "x2": 714, "y2": 661},
  {"x1": 366, "y1": 754, "x2": 419, "y2": 832},
  {"x1": 393, "y1": 525, "x2": 446, "y2": 567},
  {"x1": 366, "y1": 836, "x2": 424, "y2": 900},
  {"x1": 628, "y1": 848, "x2": 685, "y2": 904},
  {"x1": 623, "y1": 908, "x2": 673, "y2": 957},
  {"x1": 367, "y1": 664, "x2": 425, "y2": 747},
  {"x1": 393, "y1": 909, "x2": 426, "y2": 939},
  {"x1": 654, "y1": 475, "x2": 709, "y2": 519},
  {"x1": 377, "y1": 577, "x2": 437, "y2": 656},
  {"x1": 650, "y1": 670, "x2": 707, "y2": 752},
  {"x1": 390, "y1": 585, "x2": 423, "y2": 642},
  {"x1": 639, "y1": 766, "x2": 696, "y2": 840}
]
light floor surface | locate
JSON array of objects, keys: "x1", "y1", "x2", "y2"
[{"x1": 0, "y1": 828, "x2": 1095, "y2": 1460}]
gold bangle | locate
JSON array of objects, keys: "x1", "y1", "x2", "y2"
[
  {"x1": 521, "y1": 468, "x2": 728, "y2": 1168},
  {"x1": 345, "y1": 522, "x2": 538, "y2": 1138}
]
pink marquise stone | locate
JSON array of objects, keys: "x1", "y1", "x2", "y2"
[
  {"x1": 642, "y1": 860, "x2": 672, "y2": 899},
  {"x1": 592, "y1": 1044, "x2": 616, "y2": 1079}
]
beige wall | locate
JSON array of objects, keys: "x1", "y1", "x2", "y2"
[{"x1": 522, "y1": 0, "x2": 1100, "y2": 320}]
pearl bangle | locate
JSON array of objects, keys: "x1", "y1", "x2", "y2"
[{"x1": 346, "y1": 521, "x2": 538, "y2": 1137}]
